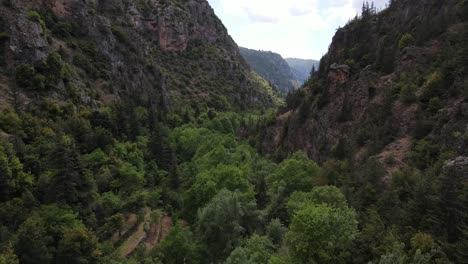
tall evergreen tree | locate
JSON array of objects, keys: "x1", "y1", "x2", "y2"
[
  {"x1": 15, "y1": 216, "x2": 52, "y2": 264},
  {"x1": 47, "y1": 136, "x2": 95, "y2": 208}
]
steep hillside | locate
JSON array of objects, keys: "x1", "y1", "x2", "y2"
[
  {"x1": 264, "y1": 0, "x2": 467, "y2": 165},
  {"x1": 260, "y1": 1, "x2": 468, "y2": 261},
  {"x1": 0, "y1": 0, "x2": 278, "y2": 115},
  {"x1": 0, "y1": 1, "x2": 280, "y2": 262},
  {"x1": 240, "y1": 47, "x2": 296, "y2": 94},
  {"x1": 285, "y1": 58, "x2": 319, "y2": 83}
]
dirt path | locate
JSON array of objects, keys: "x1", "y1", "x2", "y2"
[
  {"x1": 116, "y1": 209, "x2": 174, "y2": 257},
  {"x1": 144, "y1": 215, "x2": 173, "y2": 249},
  {"x1": 111, "y1": 213, "x2": 138, "y2": 244},
  {"x1": 158, "y1": 216, "x2": 173, "y2": 242},
  {"x1": 118, "y1": 208, "x2": 151, "y2": 257}
]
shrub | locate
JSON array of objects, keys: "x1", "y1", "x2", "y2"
[
  {"x1": 344, "y1": 59, "x2": 357, "y2": 69},
  {"x1": 399, "y1": 34, "x2": 415, "y2": 50},
  {"x1": 61, "y1": 63, "x2": 73, "y2": 82},
  {"x1": 421, "y1": 71, "x2": 445, "y2": 100},
  {"x1": 46, "y1": 52, "x2": 65, "y2": 80},
  {"x1": 400, "y1": 83, "x2": 418, "y2": 103},
  {"x1": 15, "y1": 64, "x2": 40, "y2": 89},
  {"x1": 32, "y1": 74, "x2": 47, "y2": 90},
  {"x1": 73, "y1": 54, "x2": 99, "y2": 78},
  {"x1": 16, "y1": 53, "x2": 71, "y2": 91},
  {"x1": 27, "y1": 10, "x2": 46, "y2": 31},
  {"x1": 427, "y1": 97, "x2": 442, "y2": 113},
  {"x1": 0, "y1": 109, "x2": 21, "y2": 133},
  {"x1": 411, "y1": 232, "x2": 435, "y2": 254},
  {"x1": 413, "y1": 119, "x2": 434, "y2": 139},
  {"x1": 27, "y1": 11, "x2": 41, "y2": 22},
  {"x1": 111, "y1": 25, "x2": 129, "y2": 44},
  {"x1": 357, "y1": 127, "x2": 372, "y2": 146},
  {"x1": 51, "y1": 21, "x2": 77, "y2": 38},
  {"x1": 408, "y1": 140, "x2": 439, "y2": 169},
  {"x1": 73, "y1": 41, "x2": 110, "y2": 79}
]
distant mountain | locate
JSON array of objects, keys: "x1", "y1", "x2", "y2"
[
  {"x1": 285, "y1": 58, "x2": 320, "y2": 83},
  {"x1": 240, "y1": 47, "x2": 297, "y2": 94}
]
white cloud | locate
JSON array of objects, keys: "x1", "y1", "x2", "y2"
[
  {"x1": 288, "y1": 0, "x2": 318, "y2": 16},
  {"x1": 244, "y1": 8, "x2": 280, "y2": 23},
  {"x1": 207, "y1": 0, "x2": 389, "y2": 58}
]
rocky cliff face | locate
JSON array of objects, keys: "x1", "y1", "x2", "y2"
[
  {"x1": 262, "y1": 0, "x2": 468, "y2": 175},
  {"x1": 0, "y1": 0, "x2": 277, "y2": 115}
]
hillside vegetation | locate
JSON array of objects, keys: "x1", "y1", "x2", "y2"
[
  {"x1": 0, "y1": 0, "x2": 466, "y2": 263},
  {"x1": 262, "y1": 0, "x2": 468, "y2": 262},
  {"x1": 240, "y1": 47, "x2": 299, "y2": 95}
]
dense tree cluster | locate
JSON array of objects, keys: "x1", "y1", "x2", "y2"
[
  {"x1": 0, "y1": 0, "x2": 466, "y2": 263},
  {"x1": 0, "y1": 94, "x2": 465, "y2": 263}
]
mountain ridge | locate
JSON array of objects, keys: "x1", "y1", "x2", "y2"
[
  {"x1": 284, "y1": 57, "x2": 319, "y2": 84},
  {"x1": 239, "y1": 47, "x2": 297, "y2": 95},
  {"x1": 263, "y1": 0, "x2": 467, "y2": 166}
]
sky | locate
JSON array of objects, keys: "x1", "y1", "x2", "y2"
[{"x1": 207, "y1": 0, "x2": 389, "y2": 60}]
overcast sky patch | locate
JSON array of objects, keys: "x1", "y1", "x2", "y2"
[
  {"x1": 207, "y1": 0, "x2": 389, "y2": 59},
  {"x1": 244, "y1": 8, "x2": 280, "y2": 23}
]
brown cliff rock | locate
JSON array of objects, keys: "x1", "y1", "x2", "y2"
[
  {"x1": 0, "y1": 0, "x2": 276, "y2": 114},
  {"x1": 261, "y1": 0, "x2": 467, "y2": 178}
]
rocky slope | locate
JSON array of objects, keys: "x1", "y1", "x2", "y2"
[
  {"x1": 285, "y1": 58, "x2": 319, "y2": 84},
  {"x1": 262, "y1": 0, "x2": 468, "y2": 175},
  {"x1": 0, "y1": 0, "x2": 278, "y2": 116},
  {"x1": 240, "y1": 47, "x2": 297, "y2": 94}
]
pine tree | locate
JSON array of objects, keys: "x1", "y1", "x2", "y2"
[
  {"x1": 455, "y1": 181, "x2": 468, "y2": 262},
  {"x1": 149, "y1": 120, "x2": 172, "y2": 172},
  {"x1": 310, "y1": 65, "x2": 316, "y2": 80},
  {"x1": 15, "y1": 216, "x2": 52, "y2": 264},
  {"x1": 426, "y1": 166, "x2": 468, "y2": 261},
  {"x1": 47, "y1": 136, "x2": 95, "y2": 208}
]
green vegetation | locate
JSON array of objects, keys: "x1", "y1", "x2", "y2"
[
  {"x1": 3, "y1": 98, "x2": 461, "y2": 263},
  {"x1": 158, "y1": 223, "x2": 201, "y2": 263},
  {"x1": 27, "y1": 11, "x2": 42, "y2": 23},
  {"x1": 111, "y1": 24, "x2": 129, "y2": 45},
  {"x1": 27, "y1": 10, "x2": 46, "y2": 31},
  {"x1": 15, "y1": 52, "x2": 71, "y2": 91},
  {"x1": 278, "y1": 2, "x2": 468, "y2": 263},
  {"x1": 399, "y1": 34, "x2": 415, "y2": 50},
  {"x1": 239, "y1": 47, "x2": 296, "y2": 95},
  {"x1": 0, "y1": 0, "x2": 466, "y2": 263},
  {"x1": 421, "y1": 71, "x2": 445, "y2": 101},
  {"x1": 394, "y1": 79, "x2": 418, "y2": 104},
  {"x1": 288, "y1": 204, "x2": 357, "y2": 264}
]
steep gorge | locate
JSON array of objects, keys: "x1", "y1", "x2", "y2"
[
  {"x1": 262, "y1": 0, "x2": 468, "y2": 175},
  {"x1": 0, "y1": 0, "x2": 467, "y2": 263}
]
